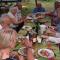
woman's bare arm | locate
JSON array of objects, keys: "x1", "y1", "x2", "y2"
[
  {"x1": 24, "y1": 39, "x2": 35, "y2": 60},
  {"x1": 27, "y1": 48, "x2": 35, "y2": 60}
]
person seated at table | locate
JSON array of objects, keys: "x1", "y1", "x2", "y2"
[
  {"x1": 0, "y1": 14, "x2": 17, "y2": 60},
  {"x1": 45, "y1": 1, "x2": 58, "y2": 26},
  {"x1": 0, "y1": 14, "x2": 28, "y2": 60},
  {"x1": 8, "y1": 6, "x2": 25, "y2": 33},
  {"x1": 45, "y1": 1, "x2": 60, "y2": 33},
  {"x1": 0, "y1": 14, "x2": 35, "y2": 60},
  {"x1": 32, "y1": 3, "x2": 46, "y2": 13},
  {"x1": 15, "y1": 2, "x2": 22, "y2": 18}
]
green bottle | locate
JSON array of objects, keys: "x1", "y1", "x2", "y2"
[{"x1": 35, "y1": 20, "x2": 40, "y2": 35}]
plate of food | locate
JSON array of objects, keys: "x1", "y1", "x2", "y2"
[
  {"x1": 38, "y1": 49, "x2": 54, "y2": 58},
  {"x1": 22, "y1": 26, "x2": 32, "y2": 31}
]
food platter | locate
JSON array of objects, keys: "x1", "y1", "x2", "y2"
[
  {"x1": 38, "y1": 49, "x2": 54, "y2": 58},
  {"x1": 22, "y1": 25, "x2": 32, "y2": 31}
]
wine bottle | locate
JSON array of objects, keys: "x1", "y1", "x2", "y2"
[{"x1": 35, "y1": 20, "x2": 40, "y2": 35}]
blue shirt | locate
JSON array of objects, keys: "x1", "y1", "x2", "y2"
[{"x1": 32, "y1": 7, "x2": 46, "y2": 13}]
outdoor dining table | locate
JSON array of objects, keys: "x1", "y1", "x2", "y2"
[{"x1": 15, "y1": 15, "x2": 60, "y2": 60}]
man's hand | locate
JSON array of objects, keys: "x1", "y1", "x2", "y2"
[
  {"x1": 48, "y1": 26, "x2": 56, "y2": 30},
  {"x1": 41, "y1": 35, "x2": 48, "y2": 39}
]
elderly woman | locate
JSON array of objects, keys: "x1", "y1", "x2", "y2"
[
  {"x1": 0, "y1": 14, "x2": 25, "y2": 60},
  {"x1": 0, "y1": 14, "x2": 17, "y2": 59},
  {"x1": 8, "y1": 6, "x2": 25, "y2": 33},
  {"x1": 0, "y1": 14, "x2": 35, "y2": 60},
  {"x1": 0, "y1": 14, "x2": 28, "y2": 60}
]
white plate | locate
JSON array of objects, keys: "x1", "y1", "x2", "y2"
[
  {"x1": 38, "y1": 49, "x2": 54, "y2": 58},
  {"x1": 26, "y1": 16, "x2": 33, "y2": 20},
  {"x1": 22, "y1": 26, "x2": 32, "y2": 31}
]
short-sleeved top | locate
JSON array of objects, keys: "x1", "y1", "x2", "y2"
[
  {"x1": 8, "y1": 12, "x2": 18, "y2": 22},
  {"x1": 8, "y1": 10, "x2": 21, "y2": 27},
  {"x1": 32, "y1": 7, "x2": 46, "y2": 13},
  {"x1": 8, "y1": 9, "x2": 21, "y2": 21},
  {"x1": 51, "y1": 11, "x2": 60, "y2": 32},
  {"x1": 51, "y1": 11, "x2": 59, "y2": 26}
]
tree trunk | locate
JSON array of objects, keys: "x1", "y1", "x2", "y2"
[{"x1": 35, "y1": 0, "x2": 37, "y2": 6}]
